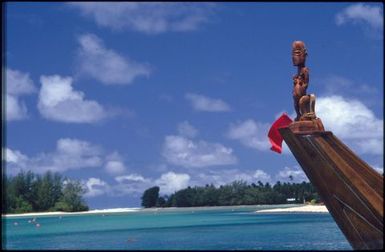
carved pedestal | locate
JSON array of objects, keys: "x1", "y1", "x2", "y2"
[{"x1": 289, "y1": 118, "x2": 325, "y2": 134}]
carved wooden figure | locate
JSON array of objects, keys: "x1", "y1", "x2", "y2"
[{"x1": 290, "y1": 41, "x2": 324, "y2": 133}]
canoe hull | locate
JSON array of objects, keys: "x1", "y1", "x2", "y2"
[{"x1": 279, "y1": 128, "x2": 383, "y2": 250}]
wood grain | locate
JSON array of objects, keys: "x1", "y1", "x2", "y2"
[{"x1": 279, "y1": 127, "x2": 383, "y2": 250}]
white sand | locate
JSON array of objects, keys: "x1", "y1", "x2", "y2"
[
  {"x1": 2, "y1": 208, "x2": 141, "y2": 218},
  {"x1": 256, "y1": 204, "x2": 328, "y2": 213},
  {"x1": 3, "y1": 205, "x2": 329, "y2": 218}
]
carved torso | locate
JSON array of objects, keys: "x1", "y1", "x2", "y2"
[{"x1": 293, "y1": 67, "x2": 309, "y2": 98}]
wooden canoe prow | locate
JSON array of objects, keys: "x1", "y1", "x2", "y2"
[{"x1": 279, "y1": 127, "x2": 383, "y2": 250}]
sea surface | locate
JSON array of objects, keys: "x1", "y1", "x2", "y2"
[{"x1": 2, "y1": 205, "x2": 352, "y2": 250}]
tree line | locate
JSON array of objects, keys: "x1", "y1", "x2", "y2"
[
  {"x1": 141, "y1": 180, "x2": 320, "y2": 208},
  {"x1": 3, "y1": 170, "x2": 88, "y2": 214}
]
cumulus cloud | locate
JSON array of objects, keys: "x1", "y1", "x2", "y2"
[
  {"x1": 192, "y1": 168, "x2": 271, "y2": 187},
  {"x1": 83, "y1": 177, "x2": 110, "y2": 197},
  {"x1": 77, "y1": 33, "x2": 151, "y2": 85},
  {"x1": 5, "y1": 148, "x2": 29, "y2": 164},
  {"x1": 336, "y1": 3, "x2": 383, "y2": 30},
  {"x1": 112, "y1": 174, "x2": 153, "y2": 196},
  {"x1": 5, "y1": 138, "x2": 103, "y2": 174},
  {"x1": 6, "y1": 94, "x2": 28, "y2": 121},
  {"x1": 227, "y1": 119, "x2": 270, "y2": 151},
  {"x1": 177, "y1": 121, "x2": 198, "y2": 138},
  {"x1": 162, "y1": 135, "x2": 237, "y2": 168},
  {"x1": 84, "y1": 171, "x2": 191, "y2": 197},
  {"x1": 6, "y1": 68, "x2": 36, "y2": 95},
  {"x1": 104, "y1": 161, "x2": 126, "y2": 175},
  {"x1": 253, "y1": 169, "x2": 272, "y2": 183},
  {"x1": 275, "y1": 166, "x2": 308, "y2": 183},
  {"x1": 155, "y1": 171, "x2": 191, "y2": 195},
  {"x1": 314, "y1": 75, "x2": 378, "y2": 98},
  {"x1": 317, "y1": 95, "x2": 383, "y2": 155},
  {"x1": 185, "y1": 93, "x2": 231, "y2": 112},
  {"x1": 6, "y1": 68, "x2": 36, "y2": 121},
  {"x1": 69, "y1": 2, "x2": 215, "y2": 34},
  {"x1": 37, "y1": 75, "x2": 107, "y2": 123},
  {"x1": 115, "y1": 174, "x2": 148, "y2": 183},
  {"x1": 104, "y1": 152, "x2": 127, "y2": 175}
]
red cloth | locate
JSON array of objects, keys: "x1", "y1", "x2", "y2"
[{"x1": 268, "y1": 113, "x2": 293, "y2": 154}]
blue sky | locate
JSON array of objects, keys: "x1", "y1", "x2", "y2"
[{"x1": 4, "y1": 2, "x2": 383, "y2": 209}]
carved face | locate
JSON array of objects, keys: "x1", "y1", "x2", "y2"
[{"x1": 292, "y1": 41, "x2": 307, "y2": 66}]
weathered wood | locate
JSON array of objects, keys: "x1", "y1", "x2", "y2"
[{"x1": 279, "y1": 127, "x2": 383, "y2": 250}]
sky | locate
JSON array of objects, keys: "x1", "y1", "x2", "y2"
[{"x1": 3, "y1": 2, "x2": 383, "y2": 209}]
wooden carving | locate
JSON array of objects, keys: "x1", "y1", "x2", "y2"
[{"x1": 290, "y1": 41, "x2": 324, "y2": 133}]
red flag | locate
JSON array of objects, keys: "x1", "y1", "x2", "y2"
[{"x1": 268, "y1": 113, "x2": 293, "y2": 154}]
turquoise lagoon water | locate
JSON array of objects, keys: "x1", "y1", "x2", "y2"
[{"x1": 3, "y1": 205, "x2": 352, "y2": 250}]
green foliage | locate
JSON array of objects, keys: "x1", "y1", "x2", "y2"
[
  {"x1": 4, "y1": 170, "x2": 88, "y2": 214},
  {"x1": 58, "y1": 180, "x2": 89, "y2": 212},
  {"x1": 52, "y1": 201, "x2": 71, "y2": 212},
  {"x1": 156, "y1": 196, "x2": 166, "y2": 207},
  {"x1": 13, "y1": 196, "x2": 33, "y2": 213},
  {"x1": 141, "y1": 186, "x2": 160, "y2": 208},
  {"x1": 142, "y1": 180, "x2": 319, "y2": 208}
]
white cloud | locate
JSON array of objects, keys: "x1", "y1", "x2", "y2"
[
  {"x1": 77, "y1": 33, "x2": 151, "y2": 85},
  {"x1": 38, "y1": 75, "x2": 107, "y2": 123},
  {"x1": 275, "y1": 166, "x2": 308, "y2": 183},
  {"x1": 227, "y1": 119, "x2": 270, "y2": 151},
  {"x1": 177, "y1": 121, "x2": 198, "y2": 138},
  {"x1": 5, "y1": 138, "x2": 103, "y2": 174},
  {"x1": 314, "y1": 75, "x2": 378, "y2": 98},
  {"x1": 104, "y1": 152, "x2": 127, "y2": 175},
  {"x1": 317, "y1": 95, "x2": 383, "y2": 155},
  {"x1": 162, "y1": 135, "x2": 237, "y2": 168},
  {"x1": 185, "y1": 93, "x2": 231, "y2": 112},
  {"x1": 84, "y1": 171, "x2": 191, "y2": 197},
  {"x1": 336, "y1": 3, "x2": 383, "y2": 30},
  {"x1": 104, "y1": 161, "x2": 126, "y2": 176},
  {"x1": 69, "y1": 2, "x2": 215, "y2": 34},
  {"x1": 6, "y1": 68, "x2": 36, "y2": 121},
  {"x1": 113, "y1": 173, "x2": 152, "y2": 196},
  {"x1": 6, "y1": 94, "x2": 28, "y2": 121},
  {"x1": 192, "y1": 169, "x2": 271, "y2": 187},
  {"x1": 155, "y1": 171, "x2": 190, "y2": 195},
  {"x1": 355, "y1": 139, "x2": 383, "y2": 155},
  {"x1": 115, "y1": 174, "x2": 148, "y2": 183},
  {"x1": 6, "y1": 68, "x2": 36, "y2": 95},
  {"x1": 83, "y1": 177, "x2": 110, "y2": 197},
  {"x1": 253, "y1": 169, "x2": 272, "y2": 183},
  {"x1": 5, "y1": 148, "x2": 28, "y2": 164}
]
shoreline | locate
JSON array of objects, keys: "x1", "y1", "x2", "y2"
[
  {"x1": 2, "y1": 208, "x2": 141, "y2": 218},
  {"x1": 255, "y1": 204, "x2": 328, "y2": 213},
  {"x1": 2, "y1": 204, "x2": 328, "y2": 218}
]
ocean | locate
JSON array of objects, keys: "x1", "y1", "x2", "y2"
[{"x1": 2, "y1": 205, "x2": 352, "y2": 250}]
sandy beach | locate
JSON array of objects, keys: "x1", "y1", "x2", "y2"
[
  {"x1": 2, "y1": 208, "x2": 141, "y2": 218},
  {"x1": 256, "y1": 204, "x2": 328, "y2": 213},
  {"x1": 3, "y1": 204, "x2": 329, "y2": 218}
]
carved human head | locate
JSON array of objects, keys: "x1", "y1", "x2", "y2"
[{"x1": 292, "y1": 41, "x2": 307, "y2": 66}]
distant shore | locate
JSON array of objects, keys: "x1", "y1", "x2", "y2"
[
  {"x1": 255, "y1": 204, "x2": 328, "y2": 213},
  {"x1": 3, "y1": 204, "x2": 329, "y2": 218}
]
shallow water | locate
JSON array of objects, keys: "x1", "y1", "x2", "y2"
[{"x1": 2, "y1": 205, "x2": 352, "y2": 250}]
